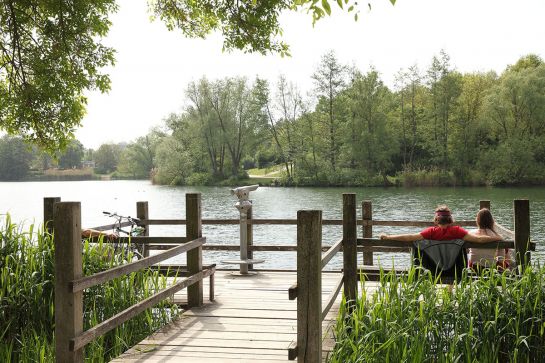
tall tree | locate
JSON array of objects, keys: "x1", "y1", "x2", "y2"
[
  {"x1": 312, "y1": 51, "x2": 346, "y2": 171},
  {"x1": 58, "y1": 140, "x2": 84, "y2": 169},
  {"x1": 349, "y1": 69, "x2": 396, "y2": 182},
  {"x1": 0, "y1": 136, "x2": 33, "y2": 180}
]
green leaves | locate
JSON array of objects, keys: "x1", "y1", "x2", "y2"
[
  {"x1": 0, "y1": 0, "x2": 117, "y2": 153},
  {"x1": 322, "y1": 0, "x2": 332, "y2": 15}
]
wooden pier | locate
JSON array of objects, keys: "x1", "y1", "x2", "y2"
[
  {"x1": 112, "y1": 270, "x2": 350, "y2": 362},
  {"x1": 46, "y1": 194, "x2": 533, "y2": 363}
]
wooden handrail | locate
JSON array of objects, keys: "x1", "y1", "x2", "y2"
[
  {"x1": 356, "y1": 237, "x2": 535, "y2": 250},
  {"x1": 138, "y1": 218, "x2": 477, "y2": 227},
  {"x1": 69, "y1": 267, "x2": 215, "y2": 351},
  {"x1": 70, "y1": 237, "x2": 205, "y2": 292},
  {"x1": 87, "y1": 221, "x2": 133, "y2": 231},
  {"x1": 112, "y1": 236, "x2": 190, "y2": 245},
  {"x1": 321, "y1": 238, "x2": 344, "y2": 269},
  {"x1": 321, "y1": 275, "x2": 344, "y2": 320}
]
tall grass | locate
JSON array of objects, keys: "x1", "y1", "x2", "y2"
[
  {"x1": 329, "y1": 266, "x2": 545, "y2": 362},
  {"x1": 0, "y1": 215, "x2": 179, "y2": 362}
]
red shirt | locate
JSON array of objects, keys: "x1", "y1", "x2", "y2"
[{"x1": 420, "y1": 225, "x2": 468, "y2": 240}]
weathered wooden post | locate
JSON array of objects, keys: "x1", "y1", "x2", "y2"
[
  {"x1": 480, "y1": 200, "x2": 491, "y2": 210},
  {"x1": 186, "y1": 193, "x2": 203, "y2": 307},
  {"x1": 514, "y1": 199, "x2": 531, "y2": 270},
  {"x1": 247, "y1": 207, "x2": 254, "y2": 270},
  {"x1": 223, "y1": 185, "x2": 263, "y2": 273},
  {"x1": 54, "y1": 202, "x2": 83, "y2": 363},
  {"x1": 362, "y1": 200, "x2": 373, "y2": 265},
  {"x1": 136, "y1": 201, "x2": 149, "y2": 257},
  {"x1": 297, "y1": 210, "x2": 322, "y2": 363},
  {"x1": 343, "y1": 194, "x2": 357, "y2": 309},
  {"x1": 44, "y1": 197, "x2": 60, "y2": 234}
]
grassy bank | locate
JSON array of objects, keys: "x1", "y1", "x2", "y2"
[
  {"x1": 329, "y1": 267, "x2": 545, "y2": 362},
  {"x1": 0, "y1": 217, "x2": 179, "y2": 362}
]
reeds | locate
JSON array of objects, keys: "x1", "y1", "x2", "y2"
[
  {"x1": 0, "y1": 215, "x2": 179, "y2": 362},
  {"x1": 329, "y1": 266, "x2": 545, "y2": 362}
]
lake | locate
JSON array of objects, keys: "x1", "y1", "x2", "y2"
[{"x1": 1, "y1": 180, "x2": 544, "y2": 269}]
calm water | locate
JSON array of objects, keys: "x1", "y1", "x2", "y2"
[{"x1": 1, "y1": 180, "x2": 544, "y2": 269}]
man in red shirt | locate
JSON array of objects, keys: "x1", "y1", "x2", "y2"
[{"x1": 380, "y1": 205, "x2": 501, "y2": 244}]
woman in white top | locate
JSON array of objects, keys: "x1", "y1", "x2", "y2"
[{"x1": 468, "y1": 208, "x2": 510, "y2": 269}]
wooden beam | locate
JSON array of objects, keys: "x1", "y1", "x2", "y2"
[
  {"x1": 43, "y1": 197, "x2": 60, "y2": 234},
  {"x1": 480, "y1": 200, "x2": 491, "y2": 210},
  {"x1": 70, "y1": 268, "x2": 214, "y2": 351},
  {"x1": 321, "y1": 237, "x2": 343, "y2": 269},
  {"x1": 54, "y1": 202, "x2": 83, "y2": 363},
  {"x1": 297, "y1": 210, "x2": 322, "y2": 363},
  {"x1": 514, "y1": 199, "x2": 531, "y2": 269},
  {"x1": 322, "y1": 274, "x2": 344, "y2": 320},
  {"x1": 71, "y1": 237, "x2": 205, "y2": 292},
  {"x1": 137, "y1": 201, "x2": 149, "y2": 257},
  {"x1": 86, "y1": 221, "x2": 132, "y2": 232},
  {"x1": 343, "y1": 194, "x2": 357, "y2": 306},
  {"x1": 362, "y1": 200, "x2": 373, "y2": 265},
  {"x1": 187, "y1": 193, "x2": 203, "y2": 308},
  {"x1": 139, "y1": 218, "x2": 476, "y2": 227},
  {"x1": 357, "y1": 238, "x2": 527, "y2": 250},
  {"x1": 122, "y1": 236, "x2": 190, "y2": 244}
]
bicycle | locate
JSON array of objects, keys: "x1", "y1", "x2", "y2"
[{"x1": 102, "y1": 211, "x2": 146, "y2": 260}]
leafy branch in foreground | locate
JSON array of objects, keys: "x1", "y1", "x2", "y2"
[{"x1": 0, "y1": 1, "x2": 117, "y2": 153}]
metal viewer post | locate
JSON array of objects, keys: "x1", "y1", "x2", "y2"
[{"x1": 222, "y1": 185, "x2": 264, "y2": 274}]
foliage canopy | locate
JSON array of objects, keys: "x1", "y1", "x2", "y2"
[{"x1": 1, "y1": 0, "x2": 372, "y2": 151}]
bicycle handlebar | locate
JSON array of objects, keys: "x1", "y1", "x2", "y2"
[{"x1": 103, "y1": 211, "x2": 140, "y2": 225}]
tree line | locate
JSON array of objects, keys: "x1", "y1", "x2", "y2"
[
  {"x1": 0, "y1": 131, "x2": 164, "y2": 181},
  {"x1": 2, "y1": 51, "x2": 544, "y2": 186},
  {"x1": 149, "y1": 51, "x2": 545, "y2": 186}
]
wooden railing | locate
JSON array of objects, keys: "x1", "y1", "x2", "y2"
[
  {"x1": 46, "y1": 193, "x2": 213, "y2": 363},
  {"x1": 44, "y1": 194, "x2": 535, "y2": 363},
  {"x1": 287, "y1": 197, "x2": 534, "y2": 362}
]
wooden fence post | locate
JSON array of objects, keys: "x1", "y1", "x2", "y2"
[
  {"x1": 247, "y1": 207, "x2": 254, "y2": 270},
  {"x1": 186, "y1": 193, "x2": 203, "y2": 307},
  {"x1": 514, "y1": 199, "x2": 530, "y2": 269},
  {"x1": 343, "y1": 194, "x2": 357, "y2": 308},
  {"x1": 480, "y1": 200, "x2": 491, "y2": 210},
  {"x1": 136, "y1": 201, "x2": 149, "y2": 257},
  {"x1": 54, "y1": 202, "x2": 83, "y2": 363},
  {"x1": 44, "y1": 197, "x2": 61, "y2": 234},
  {"x1": 362, "y1": 201, "x2": 373, "y2": 265},
  {"x1": 297, "y1": 210, "x2": 322, "y2": 363}
]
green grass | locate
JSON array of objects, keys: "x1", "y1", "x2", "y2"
[
  {"x1": 0, "y1": 215, "x2": 179, "y2": 362},
  {"x1": 329, "y1": 266, "x2": 545, "y2": 362},
  {"x1": 247, "y1": 164, "x2": 286, "y2": 177}
]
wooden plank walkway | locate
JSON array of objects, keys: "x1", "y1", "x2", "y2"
[{"x1": 113, "y1": 270, "x2": 349, "y2": 362}]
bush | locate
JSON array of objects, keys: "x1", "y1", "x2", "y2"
[{"x1": 186, "y1": 172, "x2": 215, "y2": 186}]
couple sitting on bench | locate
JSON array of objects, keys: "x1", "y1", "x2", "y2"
[{"x1": 380, "y1": 205, "x2": 508, "y2": 280}]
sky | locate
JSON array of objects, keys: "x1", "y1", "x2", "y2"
[{"x1": 75, "y1": 0, "x2": 545, "y2": 149}]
